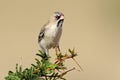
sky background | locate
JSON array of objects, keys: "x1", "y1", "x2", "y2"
[{"x1": 0, "y1": 0, "x2": 120, "y2": 80}]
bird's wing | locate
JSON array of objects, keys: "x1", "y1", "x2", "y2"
[
  {"x1": 38, "y1": 22, "x2": 49, "y2": 43},
  {"x1": 38, "y1": 27, "x2": 45, "y2": 43}
]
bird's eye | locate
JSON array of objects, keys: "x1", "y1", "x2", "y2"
[{"x1": 55, "y1": 15, "x2": 60, "y2": 20}]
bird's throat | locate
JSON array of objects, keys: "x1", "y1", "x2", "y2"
[{"x1": 57, "y1": 19, "x2": 64, "y2": 27}]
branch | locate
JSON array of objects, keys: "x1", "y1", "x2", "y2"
[
  {"x1": 40, "y1": 67, "x2": 75, "y2": 78},
  {"x1": 72, "y1": 58, "x2": 83, "y2": 71},
  {"x1": 58, "y1": 67, "x2": 75, "y2": 77},
  {"x1": 55, "y1": 49, "x2": 83, "y2": 71},
  {"x1": 55, "y1": 53, "x2": 76, "y2": 65}
]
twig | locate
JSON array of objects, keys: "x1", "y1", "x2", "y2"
[
  {"x1": 58, "y1": 67, "x2": 75, "y2": 77},
  {"x1": 40, "y1": 67, "x2": 75, "y2": 78},
  {"x1": 72, "y1": 58, "x2": 83, "y2": 71},
  {"x1": 55, "y1": 54, "x2": 74, "y2": 64},
  {"x1": 55, "y1": 56, "x2": 83, "y2": 71}
]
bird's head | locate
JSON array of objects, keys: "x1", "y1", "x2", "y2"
[{"x1": 50, "y1": 12, "x2": 64, "y2": 26}]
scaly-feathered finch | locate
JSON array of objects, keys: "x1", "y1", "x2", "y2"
[{"x1": 38, "y1": 12, "x2": 64, "y2": 55}]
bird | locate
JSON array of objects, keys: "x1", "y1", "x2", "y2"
[{"x1": 38, "y1": 12, "x2": 64, "y2": 55}]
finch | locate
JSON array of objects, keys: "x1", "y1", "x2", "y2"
[{"x1": 38, "y1": 12, "x2": 64, "y2": 55}]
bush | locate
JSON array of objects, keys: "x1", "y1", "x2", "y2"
[{"x1": 5, "y1": 49, "x2": 81, "y2": 80}]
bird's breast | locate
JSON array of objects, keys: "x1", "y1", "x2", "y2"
[
  {"x1": 46, "y1": 25, "x2": 62, "y2": 38},
  {"x1": 44, "y1": 25, "x2": 62, "y2": 48}
]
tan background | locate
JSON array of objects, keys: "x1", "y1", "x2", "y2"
[{"x1": 0, "y1": 0, "x2": 120, "y2": 80}]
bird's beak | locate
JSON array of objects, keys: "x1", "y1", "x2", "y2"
[{"x1": 60, "y1": 15, "x2": 64, "y2": 20}]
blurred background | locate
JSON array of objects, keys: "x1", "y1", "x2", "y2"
[{"x1": 0, "y1": 0, "x2": 120, "y2": 80}]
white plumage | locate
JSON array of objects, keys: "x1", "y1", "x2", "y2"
[{"x1": 38, "y1": 12, "x2": 64, "y2": 55}]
